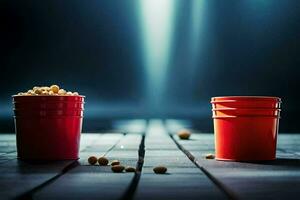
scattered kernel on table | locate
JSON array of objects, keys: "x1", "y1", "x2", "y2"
[
  {"x1": 16, "y1": 85, "x2": 80, "y2": 96},
  {"x1": 111, "y1": 165, "x2": 125, "y2": 173},
  {"x1": 125, "y1": 166, "x2": 136, "y2": 172},
  {"x1": 88, "y1": 156, "x2": 98, "y2": 165},
  {"x1": 111, "y1": 160, "x2": 120, "y2": 166},
  {"x1": 205, "y1": 154, "x2": 215, "y2": 159},
  {"x1": 177, "y1": 129, "x2": 191, "y2": 140},
  {"x1": 98, "y1": 157, "x2": 109, "y2": 166},
  {"x1": 153, "y1": 166, "x2": 167, "y2": 174}
]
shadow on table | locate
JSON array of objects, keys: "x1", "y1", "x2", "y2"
[
  {"x1": 232, "y1": 158, "x2": 300, "y2": 169},
  {"x1": 256, "y1": 158, "x2": 300, "y2": 167},
  {"x1": 15, "y1": 160, "x2": 80, "y2": 173},
  {"x1": 212, "y1": 158, "x2": 300, "y2": 170}
]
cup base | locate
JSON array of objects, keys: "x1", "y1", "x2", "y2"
[
  {"x1": 17, "y1": 157, "x2": 79, "y2": 161},
  {"x1": 215, "y1": 157, "x2": 276, "y2": 162}
]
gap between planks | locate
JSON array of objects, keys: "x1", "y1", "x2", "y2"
[
  {"x1": 169, "y1": 133, "x2": 238, "y2": 200},
  {"x1": 15, "y1": 133, "x2": 125, "y2": 200},
  {"x1": 119, "y1": 133, "x2": 146, "y2": 200}
]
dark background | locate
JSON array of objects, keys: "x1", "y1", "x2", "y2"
[{"x1": 1, "y1": 0, "x2": 300, "y2": 132}]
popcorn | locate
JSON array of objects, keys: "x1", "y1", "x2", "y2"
[
  {"x1": 58, "y1": 89, "x2": 66, "y2": 95},
  {"x1": 50, "y1": 85, "x2": 59, "y2": 93},
  {"x1": 16, "y1": 85, "x2": 80, "y2": 96}
]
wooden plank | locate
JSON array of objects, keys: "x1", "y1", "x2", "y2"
[
  {"x1": 0, "y1": 133, "x2": 115, "y2": 200},
  {"x1": 113, "y1": 119, "x2": 147, "y2": 133},
  {"x1": 33, "y1": 133, "x2": 141, "y2": 200},
  {"x1": 0, "y1": 134, "x2": 17, "y2": 154},
  {"x1": 0, "y1": 134, "x2": 16, "y2": 142},
  {"x1": 277, "y1": 134, "x2": 300, "y2": 156},
  {"x1": 79, "y1": 133, "x2": 124, "y2": 163},
  {"x1": 0, "y1": 152, "x2": 17, "y2": 164},
  {"x1": 173, "y1": 133, "x2": 300, "y2": 200},
  {"x1": 0, "y1": 159, "x2": 74, "y2": 198},
  {"x1": 134, "y1": 120, "x2": 226, "y2": 200}
]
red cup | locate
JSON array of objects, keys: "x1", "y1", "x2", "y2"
[
  {"x1": 211, "y1": 96, "x2": 281, "y2": 161},
  {"x1": 211, "y1": 96, "x2": 281, "y2": 109},
  {"x1": 13, "y1": 95, "x2": 85, "y2": 160},
  {"x1": 14, "y1": 102, "x2": 84, "y2": 110},
  {"x1": 212, "y1": 108, "x2": 281, "y2": 117},
  {"x1": 14, "y1": 109, "x2": 84, "y2": 117}
]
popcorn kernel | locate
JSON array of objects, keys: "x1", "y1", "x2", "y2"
[
  {"x1": 88, "y1": 156, "x2": 98, "y2": 165},
  {"x1": 205, "y1": 154, "x2": 215, "y2": 159},
  {"x1": 111, "y1": 160, "x2": 120, "y2": 166},
  {"x1": 153, "y1": 166, "x2": 167, "y2": 174},
  {"x1": 111, "y1": 165, "x2": 125, "y2": 173},
  {"x1": 177, "y1": 129, "x2": 191, "y2": 140},
  {"x1": 98, "y1": 157, "x2": 109, "y2": 166},
  {"x1": 58, "y1": 89, "x2": 66, "y2": 95},
  {"x1": 50, "y1": 85, "x2": 60, "y2": 93}
]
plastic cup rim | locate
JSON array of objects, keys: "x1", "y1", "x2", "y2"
[
  {"x1": 212, "y1": 108, "x2": 281, "y2": 111},
  {"x1": 212, "y1": 115, "x2": 280, "y2": 118},
  {"x1": 211, "y1": 96, "x2": 281, "y2": 103},
  {"x1": 12, "y1": 95, "x2": 85, "y2": 98}
]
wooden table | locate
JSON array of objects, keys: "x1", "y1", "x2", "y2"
[{"x1": 0, "y1": 120, "x2": 299, "y2": 200}]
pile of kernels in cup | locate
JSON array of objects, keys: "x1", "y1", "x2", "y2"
[
  {"x1": 88, "y1": 156, "x2": 167, "y2": 174},
  {"x1": 16, "y1": 85, "x2": 79, "y2": 96}
]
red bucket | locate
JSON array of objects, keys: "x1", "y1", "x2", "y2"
[
  {"x1": 13, "y1": 95, "x2": 85, "y2": 160},
  {"x1": 211, "y1": 96, "x2": 281, "y2": 161}
]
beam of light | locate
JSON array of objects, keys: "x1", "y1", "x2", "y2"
[
  {"x1": 138, "y1": 0, "x2": 176, "y2": 114},
  {"x1": 147, "y1": 119, "x2": 167, "y2": 137},
  {"x1": 188, "y1": 0, "x2": 205, "y2": 86},
  {"x1": 113, "y1": 119, "x2": 147, "y2": 133}
]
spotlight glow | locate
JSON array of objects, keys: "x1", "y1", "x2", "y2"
[
  {"x1": 188, "y1": 0, "x2": 205, "y2": 83},
  {"x1": 138, "y1": 0, "x2": 176, "y2": 111}
]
